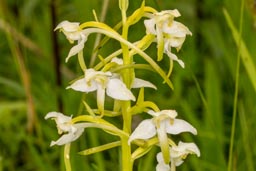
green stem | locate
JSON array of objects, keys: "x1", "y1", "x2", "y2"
[
  {"x1": 78, "y1": 51, "x2": 86, "y2": 71},
  {"x1": 226, "y1": 0, "x2": 244, "y2": 170},
  {"x1": 64, "y1": 144, "x2": 72, "y2": 171},
  {"x1": 121, "y1": 134, "x2": 132, "y2": 171},
  {"x1": 120, "y1": 7, "x2": 133, "y2": 171}
]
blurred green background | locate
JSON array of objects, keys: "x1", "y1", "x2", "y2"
[{"x1": 0, "y1": 0, "x2": 256, "y2": 170}]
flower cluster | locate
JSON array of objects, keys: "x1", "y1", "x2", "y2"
[
  {"x1": 144, "y1": 9, "x2": 192, "y2": 68},
  {"x1": 45, "y1": 112, "x2": 85, "y2": 146},
  {"x1": 129, "y1": 110, "x2": 200, "y2": 170},
  {"x1": 46, "y1": 2, "x2": 199, "y2": 171},
  {"x1": 156, "y1": 142, "x2": 200, "y2": 171}
]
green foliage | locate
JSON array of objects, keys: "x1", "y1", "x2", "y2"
[{"x1": 0, "y1": 0, "x2": 256, "y2": 170}]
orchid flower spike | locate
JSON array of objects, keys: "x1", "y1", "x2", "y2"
[
  {"x1": 67, "y1": 68, "x2": 136, "y2": 114},
  {"x1": 144, "y1": 9, "x2": 192, "y2": 68},
  {"x1": 45, "y1": 112, "x2": 85, "y2": 146},
  {"x1": 156, "y1": 141, "x2": 200, "y2": 171},
  {"x1": 55, "y1": 20, "x2": 87, "y2": 62},
  {"x1": 128, "y1": 109, "x2": 197, "y2": 163}
]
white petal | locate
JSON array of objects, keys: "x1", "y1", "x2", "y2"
[
  {"x1": 147, "y1": 110, "x2": 177, "y2": 118},
  {"x1": 157, "y1": 122, "x2": 170, "y2": 164},
  {"x1": 166, "y1": 37, "x2": 186, "y2": 49},
  {"x1": 165, "y1": 119, "x2": 197, "y2": 135},
  {"x1": 66, "y1": 34, "x2": 87, "y2": 62},
  {"x1": 85, "y1": 68, "x2": 112, "y2": 82},
  {"x1": 96, "y1": 85, "x2": 105, "y2": 113},
  {"x1": 128, "y1": 119, "x2": 156, "y2": 144},
  {"x1": 45, "y1": 112, "x2": 72, "y2": 127},
  {"x1": 164, "y1": 47, "x2": 185, "y2": 68},
  {"x1": 156, "y1": 151, "x2": 165, "y2": 163},
  {"x1": 67, "y1": 78, "x2": 97, "y2": 93},
  {"x1": 106, "y1": 78, "x2": 135, "y2": 101},
  {"x1": 157, "y1": 9, "x2": 181, "y2": 19},
  {"x1": 45, "y1": 111, "x2": 69, "y2": 120},
  {"x1": 54, "y1": 20, "x2": 80, "y2": 32},
  {"x1": 50, "y1": 125, "x2": 84, "y2": 146},
  {"x1": 163, "y1": 21, "x2": 191, "y2": 37},
  {"x1": 65, "y1": 32, "x2": 82, "y2": 42},
  {"x1": 156, "y1": 151, "x2": 171, "y2": 171},
  {"x1": 173, "y1": 141, "x2": 200, "y2": 157},
  {"x1": 144, "y1": 18, "x2": 157, "y2": 35},
  {"x1": 132, "y1": 78, "x2": 157, "y2": 89},
  {"x1": 45, "y1": 112, "x2": 74, "y2": 134},
  {"x1": 174, "y1": 160, "x2": 184, "y2": 167},
  {"x1": 50, "y1": 134, "x2": 72, "y2": 146},
  {"x1": 156, "y1": 162, "x2": 170, "y2": 171}
]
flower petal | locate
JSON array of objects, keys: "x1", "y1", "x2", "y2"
[
  {"x1": 45, "y1": 112, "x2": 72, "y2": 133},
  {"x1": 132, "y1": 78, "x2": 157, "y2": 89},
  {"x1": 106, "y1": 78, "x2": 135, "y2": 101},
  {"x1": 163, "y1": 21, "x2": 191, "y2": 37},
  {"x1": 96, "y1": 85, "x2": 106, "y2": 114},
  {"x1": 50, "y1": 125, "x2": 84, "y2": 146},
  {"x1": 165, "y1": 119, "x2": 197, "y2": 135},
  {"x1": 128, "y1": 119, "x2": 156, "y2": 144},
  {"x1": 165, "y1": 37, "x2": 186, "y2": 49},
  {"x1": 144, "y1": 18, "x2": 157, "y2": 35},
  {"x1": 155, "y1": 10, "x2": 181, "y2": 20},
  {"x1": 54, "y1": 20, "x2": 80, "y2": 32},
  {"x1": 50, "y1": 134, "x2": 72, "y2": 146},
  {"x1": 67, "y1": 77, "x2": 97, "y2": 93},
  {"x1": 164, "y1": 47, "x2": 185, "y2": 68},
  {"x1": 45, "y1": 111, "x2": 71, "y2": 122},
  {"x1": 66, "y1": 34, "x2": 87, "y2": 62},
  {"x1": 147, "y1": 110, "x2": 177, "y2": 118},
  {"x1": 157, "y1": 122, "x2": 170, "y2": 164},
  {"x1": 85, "y1": 68, "x2": 112, "y2": 82},
  {"x1": 156, "y1": 160, "x2": 170, "y2": 171},
  {"x1": 172, "y1": 141, "x2": 200, "y2": 157}
]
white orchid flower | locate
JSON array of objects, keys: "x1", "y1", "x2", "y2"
[
  {"x1": 156, "y1": 141, "x2": 200, "y2": 171},
  {"x1": 55, "y1": 20, "x2": 88, "y2": 62},
  {"x1": 67, "y1": 68, "x2": 135, "y2": 113},
  {"x1": 144, "y1": 9, "x2": 192, "y2": 68},
  {"x1": 128, "y1": 109, "x2": 197, "y2": 163},
  {"x1": 45, "y1": 112, "x2": 85, "y2": 146},
  {"x1": 110, "y1": 57, "x2": 157, "y2": 89}
]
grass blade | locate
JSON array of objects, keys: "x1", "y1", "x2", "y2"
[{"x1": 223, "y1": 9, "x2": 256, "y2": 93}]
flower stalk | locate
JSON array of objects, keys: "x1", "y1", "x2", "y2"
[{"x1": 119, "y1": 1, "x2": 133, "y2": 170}]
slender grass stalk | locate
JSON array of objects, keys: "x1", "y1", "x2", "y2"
[
  {"x1": 0, "y1": 2, "x2": 37, "y2": 134},
  {"x1": 89, "y1": 0, "x2": 109, "y2": 67},
  {"x1": 50, "y1": 0, "x2": 63, "y2": 112},
  {"x1": 224, "y1": 0, "x2": 245, "y2": 170},
  {"x1": 5, "y1": 27, "x2": 37, "y2": 134},
  {"x1": 223, "y1": 8, "x2": 256, "y2": 93},
  {"x1": 238, "y1": 103, "x2": 254, "y2": 171},
  {"x1": 191, "y1": 70, "x2": 208, "y2": 109},
  {"x1": 0, "y1": 18, "x2": 43, "y2": 56},
  {"x1": 0, "y1": 156, "x2": 2, "y2": 171}
]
